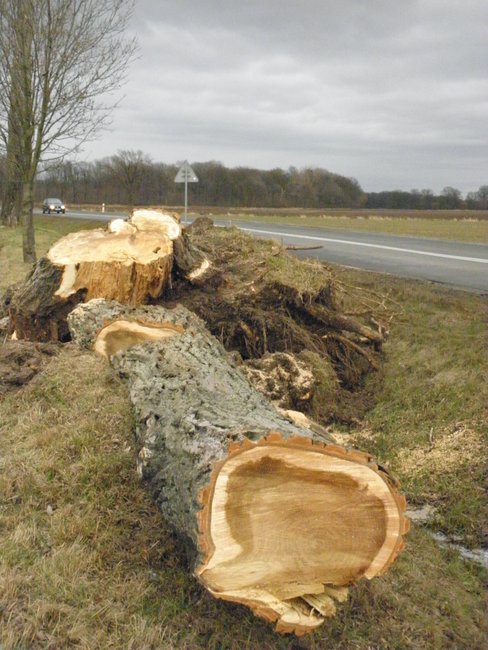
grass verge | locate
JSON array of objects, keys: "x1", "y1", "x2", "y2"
[
  {"x1": 0, "y1": 347, "x2": 486, "y2": 649},
  {"x1": 335, "y1": 270, "x2": 488, "y2": 548},
  {"x1": 0, "y1": 216, "x2": 106, "y2": 291},
  {"x1": 0, "y1": 217, "x2": 486, "y2": 648},
  {"x1": 218, "y1": 212, "x2": 488, "y2": 243}
]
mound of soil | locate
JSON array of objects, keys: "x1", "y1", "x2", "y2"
[{"x1": 169, "y1": 219, "x2": 393, "y2": 423}]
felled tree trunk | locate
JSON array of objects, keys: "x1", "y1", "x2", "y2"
[
  {"x1": 68, "y1": 299, "x2": 409, "y2": 636},
  {"x1": 9, "y1": 210, "x2": 210, "y2": 341}
]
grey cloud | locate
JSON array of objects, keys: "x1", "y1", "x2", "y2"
[{"x1": 85, "y1": 0, "x2": 488, "y2": 193}]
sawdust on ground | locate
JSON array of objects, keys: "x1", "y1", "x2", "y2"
[{"x1": 395, "y1": 421, "x2": 486, "y2": 476}]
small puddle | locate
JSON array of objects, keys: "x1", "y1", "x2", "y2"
[
  {"x1": 428, "y1": 532, "x2": 488, "y2": 568},
  {"x1": 406, "y1": 506, "x2": 487, "y2": 569}
]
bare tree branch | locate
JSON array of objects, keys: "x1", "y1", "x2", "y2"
[{"x1": 0, "y1": 0, "x2": 137, "y2": 261}]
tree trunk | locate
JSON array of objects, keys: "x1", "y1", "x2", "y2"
[
  {"x1": 0, "y1": 177, "x2": 19, "y2": 226},
  {"x1": 67, "y1": 299, "x2": 409, "y2": 636},
  {"x1": 9, "y1": 210, "x2": 210, "y2": 341},
  {"x1": 0, "y1": 123, "x2": 22, "y2": 227},
  {"x1": 21, "y1": 176, "x2": 36, "y2": 263},
  {"x1": 1, "y1": 85, "x2": 23, "y2": 227},
  {"x1": 14, "y1": 178, "x2": 22, "y2": 222}
]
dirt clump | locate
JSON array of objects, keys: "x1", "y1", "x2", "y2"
[
  {"x1": 0, "y1": 283, "x2": 19, "y2": 319},
  {"x1": 0, "y1": 317, "x2": 10, "y2": 338},
  {"x1": 170, "y1": 219, "x2": 394, "y2": 424},
  {"x1": 0, "y1": 340, "x2": 60, "y2": 394},
  {"x1": 240, "y1": 352, "x2": 314, "y2": 409}
]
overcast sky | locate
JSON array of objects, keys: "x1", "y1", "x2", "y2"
[{"x1": 84, "y1": 0, "x2": 487, "y2": 194}]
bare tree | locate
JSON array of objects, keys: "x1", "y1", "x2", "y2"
[
  {"x1": 110, "y1": 150, "x2": 152, "y2": 211},
  {"x1": 0, "y1": 0, "x2": 137, "y2": 261}
]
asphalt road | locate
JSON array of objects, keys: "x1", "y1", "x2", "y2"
[{"x1": 38, "y1": 209, "x2": 487, "y2": 293}]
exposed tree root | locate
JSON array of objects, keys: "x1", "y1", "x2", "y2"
[{"x1": 170, "y1": 220, "x2": 397, "y2": 422}]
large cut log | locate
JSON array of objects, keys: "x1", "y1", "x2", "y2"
[
  {"x1": 9, "y1": 210, "x2": 210, "y2": 341},
  {"x1": 68, "y1": 299, "x2": 409, "y2": 636}
]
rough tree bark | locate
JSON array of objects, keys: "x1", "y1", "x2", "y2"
[
  {"x1": 68, "y1": 299, "x2": 409, "y2": 636},
  {"x1": 0, "y1": 119, "x2": 22, "y2": 227}
]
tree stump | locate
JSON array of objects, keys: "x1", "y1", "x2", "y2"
[
  {"x1": 68, "y1": 299, "x2": 409, "y2": 636},
  {"x1": 9, "y1": 210, "x2": 210, "y2": 341}
]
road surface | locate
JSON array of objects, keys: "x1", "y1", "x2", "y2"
[{"x1": 36, "y1": 209, "x2": 487, "y2": 293}]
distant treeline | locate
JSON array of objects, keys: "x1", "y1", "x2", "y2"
[
  {"x1": 2, "y1": 152, "x2": 485, "y2": 210},
  {"x1": 33, "y1": 157, "x2": 366, "y2": 208},
  {"x1": 366, "y1": 188, "x2": 487, "y2": 210}
]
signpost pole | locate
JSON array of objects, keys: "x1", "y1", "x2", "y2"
[
  {"x1": 184, "y1": 176, "x2": 188, "y2": 223},
  {"x1": 174, "y1": 161, "x2": 198, "y2": 225}
]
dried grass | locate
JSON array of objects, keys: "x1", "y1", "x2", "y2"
[{"x1": 0, "y1": 216, "x2": 486, "y2": 649}]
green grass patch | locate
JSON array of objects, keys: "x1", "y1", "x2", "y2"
[{"x1": 0, "y1": 215, "x2": 105, "y2": 291}]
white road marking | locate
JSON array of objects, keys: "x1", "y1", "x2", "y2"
[{"x1": 239, "y1": 228, "x2": 488, "y2": 264}]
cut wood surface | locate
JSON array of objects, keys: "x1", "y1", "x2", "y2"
[
  {"x1": 9, "y1": 210, "x2": 210, "y2": 341},
  {"x1": 68, "y1": 299, "x2": 408, "y2": 636}
]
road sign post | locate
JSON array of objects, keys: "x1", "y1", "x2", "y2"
[{"x1": 174, "y1": 161, "x2": 198, "y2": 223}]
